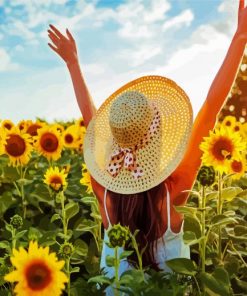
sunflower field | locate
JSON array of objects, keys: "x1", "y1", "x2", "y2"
[{"x1": 0, "y1": 115, "x2": 246, "y2": 296}]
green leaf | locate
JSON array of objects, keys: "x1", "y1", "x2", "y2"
[
  {"x1": 201, "y1": 267, "x2": 230, "y2": 296},
  {"x1": 0, "y1": 192, "x2": 16, "y2": 216},
  {"x1": 174, "y1": 205, "x2": 198, "y2": 218},
  {"x1": 221, "y1": 187, "x2": 243, "y2": 202},
  {"x1": 165, "y1": 258, "x2": 197, "y2": 275},
  {"x1": 210, "y1": 214, "x2": 237, "y2": 227},
  {"x1": 106, "y1": 255, "x2": 115, "y2": 267},
  {"x1": 16, "y1": 178, "x2": 33, "y2": 186},
  {"x1": 184, "y1": 216, "x2": 201, "y2": 239},
  {"x1": 183, "y1": 231, "x2": 203, "y2": 246},
  {"x1": 119, "y1": 250, "x2": 134, "y2": 260},
  {"x1": 206, "y1": 191, "x2": 218, "y2": 200},
  {"x1": 234, "y1": 225, "x2": 247, "y2": 236},
  {"x1": 0, "y1": 241, "x2": 11, "y2": 250},
  {"x1": 70, "y1": 267, "x2": 80, "y2": 274},
  {"x1": 65, "y1": 202, "x2": 79, "y2": 221},
  {"x1": 88, "y1": 275, "x2": 112, "y2": 284},
  {"x1": 74, "y1": 239, "x2": 88, "y2": 257},
  {"x1": 51, "y1": 213, "x2": 61, "y2": 223},
  {"x1": 14, "y1": 230, "x2": 27, "y2": 240}
]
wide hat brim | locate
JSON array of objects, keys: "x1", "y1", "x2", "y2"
[{"x1": 83, "y1": 75, "x2": 193, "y2": 194}]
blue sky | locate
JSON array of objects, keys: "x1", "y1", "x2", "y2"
[{"x1": 0, "y1": 0, "x2": 241, "y2": 124}]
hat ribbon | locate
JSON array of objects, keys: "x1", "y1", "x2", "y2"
[{"x1": 106, "y1": 106, "x2": 161, "y2": 179}]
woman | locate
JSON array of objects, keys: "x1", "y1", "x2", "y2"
[{"x1": 47, "y1": 0, "x2": 247, "y2": 280}]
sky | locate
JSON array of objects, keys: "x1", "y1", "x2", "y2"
[{"x1": 0, "y1": 0, "x2": 243, "y2": 124}]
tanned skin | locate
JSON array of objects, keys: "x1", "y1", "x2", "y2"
[{"x1": 47, "y1": 0, "x2": 247, "y2": 236}]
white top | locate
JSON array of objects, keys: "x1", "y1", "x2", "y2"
[{"x1": 100, "y1": 182, "x2": 190, "y2": 276}]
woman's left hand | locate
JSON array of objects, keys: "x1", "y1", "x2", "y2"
[{"x1": 237, "y1": 0, "x2": 247, "y2": 40}]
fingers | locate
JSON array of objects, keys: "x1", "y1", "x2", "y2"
[
  {"x1": 49, "y1": 24, "x2": 66, "y2": 40},
  {"x1": 66, "y1": 28, "x2": 75, "y2": 43},
  {"x1": 239, "y1": 0, "x2": 245, "y2": 14},
  {"x1": 48, "y1": 30, "x2": 60, "y2": 45},
  {"x1": 48, "y1": 42, "x2": 59, "y2": 54}
]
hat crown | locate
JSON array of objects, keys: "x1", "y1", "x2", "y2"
[{"x1": 109, "y1": 91, "x2": 153, "y2": 147}]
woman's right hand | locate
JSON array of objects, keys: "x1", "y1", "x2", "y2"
[{"x1": 47, "y1": 24, "x2": 78, "y2": 66}]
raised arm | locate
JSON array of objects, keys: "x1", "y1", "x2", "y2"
[
  {"x1": 170, "y1": 0, "x2": 247, "y2": 205},
  {"x1": 47, "y1": 24, "x2": 96, "y2": 128}
]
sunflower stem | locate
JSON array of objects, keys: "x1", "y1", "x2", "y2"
[
  {"x1": 217, "y1": 171, "x2": 222, "y2": 262},
  {"x1": 114, "y1": 246, "x2": 120, "y2": 296},
  {"x1": 20, "y1": 165, "x2": 26, "y2": 219},
  {"x1": 66, "y1": 258, "x2": 71, "y2": 296},
  {"x1": 201, "y1": 186, "x2": 206, "y2": 274},
  {"x1": 60, "y1": 191, "x2": 67, "y2": 241}
]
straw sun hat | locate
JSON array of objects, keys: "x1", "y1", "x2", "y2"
[{"x1": 83, "y1": 76, "x2": 193, "y2": 194}]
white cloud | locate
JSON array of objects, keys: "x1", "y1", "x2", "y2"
[
  {"x1": 162, "y1": 9, "x2": 194, "y2": 31},
  {"x1": 0, "y1": 48, "x2": 19, "y2": 72},
  {"x1": 119, "y1": 45, "x2": 162, "y2": 67}
]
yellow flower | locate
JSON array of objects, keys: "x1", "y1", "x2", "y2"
[
  {"x1": 227, "y1": 155, "x2": 247, "y2": 180},
  {"x1": 232, "y1": 121, "x2": 244, "y2": 134},
  {"x1": 62, "y1": 124, "x2": 80, "y2": 149},
  {"x1": 33, "y1": 126, "x2": 63, "y2": 161},
  {"x1": 4, "y1": 241, "x2": 68, "y2": 296},
  {"x1": 1, "y1": 119, "x2": 15, "y2": 131},
  {"x1": 0, "y1": 127, "x2": 7, "y2": 155},
  {"x1": 25, "y1": 120, "x2": 46, "y2": 137},
  {"x1": 76, "y1": 117, "x2": 85, "y2": 128},
  {"x1": 53, "y1": 123, "x2": 65, "y2": 134},
  {"x1": 80, "y1": 166, "x2": 93, "y2": 194},
  {"x1": 17, "y1": 120, "x2": 28, "y2": 133},
  {"x1": 221, "y1": 115, "x2": 236, "y2": 129},
  {"x1": 44, "y1": 167, "x2": 68, "y2": 192},
  {"x1": 1, "y1": 126, "x2": 33, "y2": 166},
  {"x1": 199, "y1": 125, "x2": 246, "y2": 174}
]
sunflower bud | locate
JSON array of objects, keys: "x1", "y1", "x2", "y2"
[
  {"x1": 197, "y1": 165, "x2": 215, "y2": 187},
  {"x1": 107, "y1": 223, "x2": 130, "y2": 248},
  {"x1": 10, "y1": 215, "x2": 23, "y2": 229},
  {"x1": 59, "y1": 242, "x2": 74, "y2": 258}
]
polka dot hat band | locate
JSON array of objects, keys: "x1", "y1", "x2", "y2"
[{"x1": 83, "y1": 75, "x2": 193, "y2": 194}]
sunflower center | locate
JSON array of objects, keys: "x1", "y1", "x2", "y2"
[
  {"x1": 26, "y1": 261, "x2": 51, "y2": 290},
  {"x1": 231, "y1": 160, "x2": 242, "y2": 173},
  {"x1": 225, "y1": 121, "x2": 231, "y2": 126},
  {"x1": 4, "y1": 123, "x2": 12, "y2": 130},
  {"x1": 51, "y1": 176, "x2": 62, "y2": 184},
  {"x1": 6, "y1": 135, "x2": 26, "y2": 157},
  {"x1": 234, "y1": 126, "x2": 240, "y2": 132},
  {"x1": 40, "y1": 133, "x2": 59, "y2": 152},
  {"x1": 211, "y1": 137, "x2": 233, "y2": 161},
  {"x1": 65, "y1": 134, "x2": 73, "y2": 144},
  {"x1": 27, "y1": 124, "x2": 42, "y2": 136}
]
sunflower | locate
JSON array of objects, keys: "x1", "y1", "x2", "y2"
[
  {"x1": 1, "y1": 119, "x2": 15, "y2": 131},
  {"x1": 33, "y1": 126, "x2": 63, "y2": 161},
  {"x1": 4, "y1": 241, "x2": 68, "y2": 296},
  {"x1": 43, "y1": 167, "x2": 68, "y2": 192},
  {"x1": 80, "y1": 166, "x2": 93, "y2": 194},
  {"x1": 76, "y1": 117, "x2": 85, "y2": 128},
  {"x1": 1, "y1": 126, "x2": 33, "y2": 166},
  {"x1": 227, "y1": 155, "x2": 247, "y2": 180},
  {"x1": 199, "y1": 125, "x2": 246, "y2": 174},
  {"x1": 53, "y1": 123, "x2": 65, "y2": 134},
  {"x1": 0, "y1": 127, "x2": 7, "y2": 155},
  {"x1": 62, "y1": 124, "x2": 80, "y2": 149},
  {"x1": 25, "y1": 120, "x2": 46, "y2": 137},
  {"x1": 221, "y1": 115, "x2": 236, "y2": 129},
  {"x1": 17, "y1": 120, "x2": 28, "y2": 133},
  {"x1": 232, "y1": 121, "x2": 244, "y2": 134}
]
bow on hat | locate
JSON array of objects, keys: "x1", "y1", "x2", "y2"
[{"x1": 106, "y1": 107, "x2": 161, "y2": 179}]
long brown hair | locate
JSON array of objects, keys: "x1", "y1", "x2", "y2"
[{"x1": 107, "y1": 178, "x2": 170, "y2": 271}]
